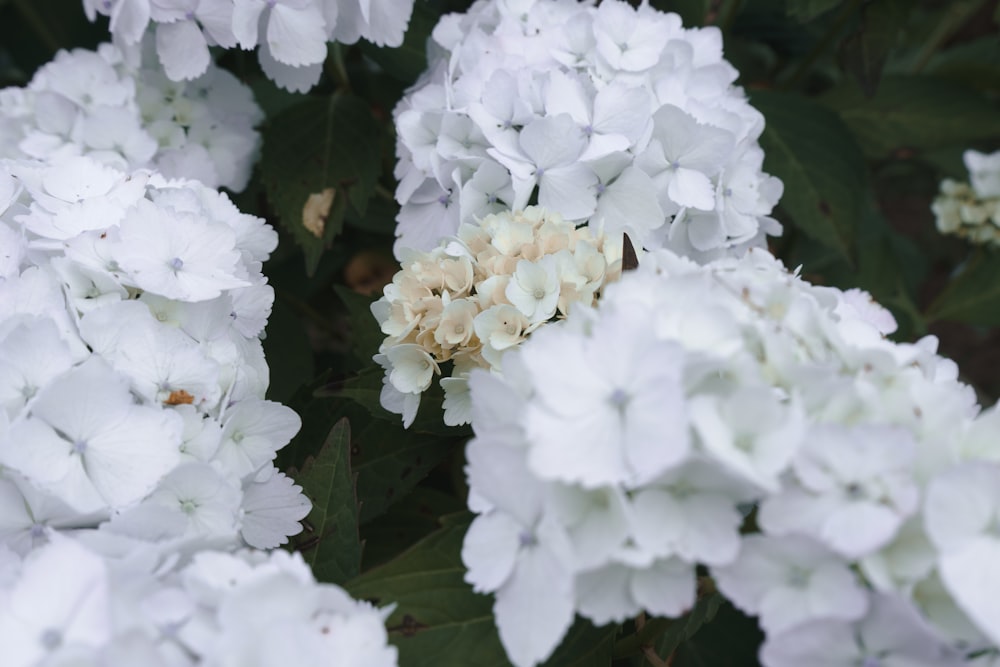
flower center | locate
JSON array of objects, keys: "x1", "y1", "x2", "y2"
[
  {"x1": 169, "y1": 257, "x2": 184, "y2": 271},
  {"x1": 72, "y1": 439, "x2": 88, "y2": 454},
  {"x1": 518, "y1": 530, "x2": 537, "y2": 548}
]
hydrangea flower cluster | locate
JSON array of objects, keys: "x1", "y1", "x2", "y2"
[
  {"x1": 392, "y1": 0, "x2": 783, "y2": 259},
  {"x1": 933, "y1": 150, "x2": 1000, "y2": 247},
  {"x1": 0, "y1": 155, "x2": 311, "y2": 556},
  {"x1": 0, "y1": 39, "x2": 262, "y2": 192},
  {"x1": 372, "y1": 206, "x2": 621, "y2": 427},
  {"x1": 84, "y1": 0, "x2": 416, "y2": 93},
  {"x1": 462, "y1": 241, "x2": 999, "y2": 667},
  {"x1": 0, "y1": 535, "x2": 397, "y2": 667}
]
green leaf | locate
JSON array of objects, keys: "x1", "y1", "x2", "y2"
[
  {"x1": 333, "y1": 365, "x2": 471, "y2": 438},
  {"x1": 925, "y1": 37, "x2": 1000, "y2": 94},
  {"x1": 333, "y1": 284, "x2": 384, "y2": 365},
  {"x1": 260, "y1": 93, "x2": 382, "y2": 274},
  {"x1": 820, "y1": 75, "x2": 1000, "y2": 159},
  {"x1": 649, "y1": 0, "x2": 708, "y2": 26},
  {"x1": 289, "y1": 418, "x2": 362, "y2": 584},
  {"x1": 262, "y1": 298, "x2": 315, "y2": 405},
  {"x1": 361, "y1": 487, "x2": 466, "y2": 569},
  {"x1": 785, "y1": 0, "x2": 840, "y2": 21},
  {"x1": 654, "y1": 594, "x2": 724, "y2": 658},
  {"x1": 925, "y1": 248, "x2": 1000, "y2": 326},
  {"x1": 752, "y1": 90, "x2": 867, "y2": 259},
  {"x1": 359, "y1": 1, "x2": 437, "y2": 84},
  {"x1": 348, "y1": 516, "x2": 619, "y2": 667},
  {"x1": 672, "y1": 601, "x2": 763, "y2": 667},
  {"x1": 347, "y1": 515, "x2": 510, "y2": 667},
  {"x1": 351, "y1": 415, "x2": 457, "y2": 524},
  {"x1": 838, "y1": 0, "x2": 908, "y2": 97}
]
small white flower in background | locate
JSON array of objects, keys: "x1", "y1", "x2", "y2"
[
  {"x1": 86, "y1": 0, "x2": 415, "y2": 92},
  {"x1": 0, "y1": 537, "x2": 398, "y2": 667},
  {"x1": 393, "y1": 0, "x2": 783, "y2": 259},
  {"x1": 932, "y1": 149, "x2": 1000, "y2": 247},
  {"x1": 0, "y1": 154, "x2": 309, "y2": 555},
  {"x1": 1, "y1": 39, "x2": 262, "y2": 191},
  {"x1": 461, "y1": 241, "x2": 994, "y2": 667},
  {"x1": 372, "y1": 206, "x2": 621, "y2": 427}
]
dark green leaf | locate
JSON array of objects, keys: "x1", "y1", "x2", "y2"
[
  {"x1": 333, "y1": 365, "x2": 471, "y2": 437},
  {"x1": 925, "y1": 248, "x2": 1000, "y2": 326},
  {"x1": 672, "y1": 601, "x2": 763, "y2": 667},
  {"x1": 654, "y1": 594, "x2": 724, "y2": 658},
  {"x1": 348, "y1": 516, "x2": 619, "y2": 667},
  {"x1": 544, "y1": 620, "x2": 618, "y2": 667},
  {"x1": 351, "y1": 414, "x2": 457, "y2": 524},
  {"x1": 262, "y1": 298, "x2": 315, "y2": 405},
  {"x1": 289, "y1": 418, "x2": 362, "y2": 584},
  {"x1": 838, "y1": 0, "x2": 908, "y2": 97},
  {"x1": 333, "y1": 284, "x2": 384, "y2": 365},
  {"x1": 260, "y1": 93, "x2": 382, "y2": 274},
  {"x1": 361, "y1": 487, "x2": 466, "y2": 568},
  {"x1": 925, "y1": 36, "x2": 1000, "y2": 94},
  {"x1": 346, "y1": 515, "x2": 510, "y2": 667},
  {"x1": 360, "y1": 1, "x2": 437, "y2": 84},
  {"x1": 753, "y1": 90, "x2": 867, "y2": 259},
  {"x1": 820, "y1": 75, "x2": 1000, "y2": 159},
  {"x1": 785, "y1": 0, "x2": 840, "y2": 22},
  {"x1": 649, "y1": 0, "x2": 708, "y2": 26}
]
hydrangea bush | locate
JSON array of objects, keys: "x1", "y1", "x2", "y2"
[
  {"x1": 462, "y1": 242, "x2": 996, "y2": 666},
  {"x1": 2, "y1": 0, "x2": 1000, "y2": 666},
  {"x1": 392, "y1": 0, "x2": 783, "y2": 259},
  {"x1": 0, "y1": 156, "x2": 309, "y2": 553}
]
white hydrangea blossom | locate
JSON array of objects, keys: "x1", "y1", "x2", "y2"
[
  {"x1": 462, "y1": 235, "x2": 998, "y2": 667},
  {"x1": 84, "y1": 0, "x2": 416, "y2": 93},
  {"x1": 0, "y1": 535, "x2": 397, "y2": 667},
  {"x1": 372, "y1": 206, "x2": 622, "y2": 427},
  {"x1": 0, "y1": 155, "x2": 311, "y2": 555},
  {"x1": 932, "y1": 149, "x2": 1000, "y2": 247},
  {"x1": 0, "y1": 39, "x2": 262, "y2": 191},
  {"x1": 392, "y1": 0, "x2": 783, "y2": 259}
]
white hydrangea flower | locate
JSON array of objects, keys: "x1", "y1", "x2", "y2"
[
  {"x1": 86, "y1": 0, "x2": 416, "y2": 92},
  {"x1": 393, "y1": 0, "x2": 783, "y2": 258},
  {"x1": 932, "y1": 150, "x2": 1000, "y2": 248},
  {"x1": 0, "y1": 536, "x2": 398, "y2": 667},
  {"x1": 0, "y1": 155, "x2": 308, "y2": 556},
  {"x1": 1, "y1": 39, "x2": 262, "y2": 191},
  {"x1": 372, "y1": 206, "x2": 621, "y2": 427},
  {"x1": 462, "y1": 237, "x2": 990, "y2": 667}
]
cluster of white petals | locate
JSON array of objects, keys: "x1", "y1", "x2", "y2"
[
  {"x1": 84, "y1": 0, "x2": 416, "y2": 93},
  {"x1": 933, "y1": 150, "x2": 1000, "y2": 247},
  {"x1": 0, "y1": 535, "x2": 397, "y2": 667},
  {"x1": 392, "y1": 0, "x2": 782, "y2": 260},
  {"x1": 0, "y1": 39, "x2": 262, "y2": 192},
  {"x1": 463, "y1": 237, "x2": 999, "y2": 667},
  {"x1": 372, "y1": 206, "x2": 621, "y2": 427},
  {"x1": 0, "y1": 155, "x2": 311, "y2": 557}
]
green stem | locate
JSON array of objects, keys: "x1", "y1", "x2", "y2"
[
  {"x1": 324, "y1": 42, "x2": 352, "y2": 92},
  {"x1": 13, "y1": 0, "x2": 61, "y2": 54},
  {"x1": 782, "y1": 0, "x2": 863, "y2": 90}
]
